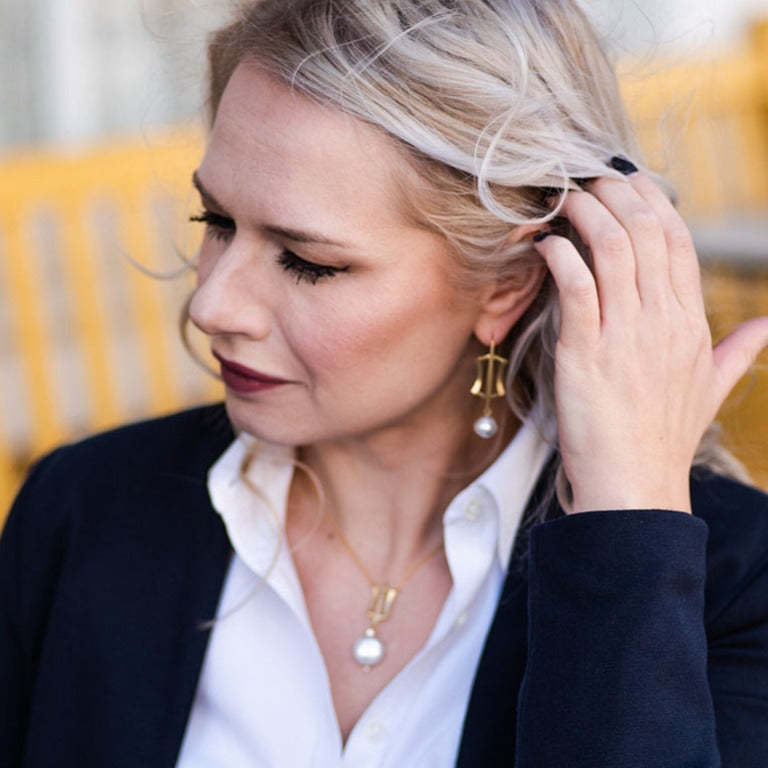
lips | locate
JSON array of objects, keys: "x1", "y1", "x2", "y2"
[{"x1": 212, "y1": 351, "x2": 289, "y2": 394}]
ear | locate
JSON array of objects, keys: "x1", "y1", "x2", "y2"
[{"x1": 473, "y1": 225, "x2": 547, "y2": 346}]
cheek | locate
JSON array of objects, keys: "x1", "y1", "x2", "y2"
[
  {"x1": 286, "y1": 295, "x2": 398, "y2": 374},
  {"x1": 284, "y1": 281, "x2": 472, "y2": 382}
]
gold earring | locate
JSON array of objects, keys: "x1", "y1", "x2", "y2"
[{"x1": 470, "y1": 338, "x2": 508, "y2": 438}]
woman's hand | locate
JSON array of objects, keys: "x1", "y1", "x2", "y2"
[{"x1": 533, "y1": 162, "x2": 768, "y2": 514}]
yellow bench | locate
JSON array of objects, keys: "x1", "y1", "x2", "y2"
[
  {"x1": 2, "y1": 25, "x2": 768, "y2": 521},
  {"x1": 0, "y1": 130, "x2": 222, "y2": 516}
]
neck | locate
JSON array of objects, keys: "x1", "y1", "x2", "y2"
[{"x1": 287, "y1": 402, "x2": 518, "y2": 582}]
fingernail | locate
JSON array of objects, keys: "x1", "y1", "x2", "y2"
[
  {"x1": 609, "y1": 156, "x2": 639, "y2": 175},
  {"x1": 574, "y1": 177, "x2": 595, "y2": 189},
  {"x1": 541, "y1": 186, "x2": 563, "y2": 198},
  {"x1": 533, "y1": 231, "x2": 551, "y2": 243}
]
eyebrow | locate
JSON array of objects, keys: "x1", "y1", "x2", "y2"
[{"x1": 191, "y1": 171, "x2": 353, "y2": 248}]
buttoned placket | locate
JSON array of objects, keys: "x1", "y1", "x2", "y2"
[{"x1": 340, "y1": 485, "x2": 501, "y2": 765}]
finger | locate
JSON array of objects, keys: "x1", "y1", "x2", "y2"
[
  {"x1": 588, "y1": 176, "x2": 669, "y2": 309},
  {"x1": 556, "y1": 189, "x2": 641, "y2": 323},
  {"x1": 624, "y1": 172, "x2": 704, "y2": 313},
  {"x1": 711, "y1": 316, "x2": 768, "y2": 412},
  {"x1": 533, "y1": 232, "x2": 600, "y2": 350}
]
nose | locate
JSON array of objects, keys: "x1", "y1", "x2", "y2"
[{"x1": 189, "y1": 239, "x2": 273, "y2": 340}]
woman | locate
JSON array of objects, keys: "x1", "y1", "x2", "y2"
[{"x1": 3, "y1": 1, "x2": 768, "y2": 765}]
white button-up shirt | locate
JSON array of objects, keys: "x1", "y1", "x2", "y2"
[{"x1": 177, "y1": 418, "x2": 551, "y2": 767}]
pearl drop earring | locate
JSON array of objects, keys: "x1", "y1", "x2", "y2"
[{"x1": 470, "y1": 338, "x2": 508, "y2": 438}]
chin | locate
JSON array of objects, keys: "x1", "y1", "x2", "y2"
[
  {"x1": 224, "y1": 400, "x2": 289, "y2": 444},
  {"x1": 223, "y1": 397, "x2": 334, "y2": 448}
]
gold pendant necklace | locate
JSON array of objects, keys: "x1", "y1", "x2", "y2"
[
  {"x1": 352, "y1": 584, "x2": 399, "y2": 669},
  {"x1": 323, "y1": 509, "x2": 444, "y2": 671}
]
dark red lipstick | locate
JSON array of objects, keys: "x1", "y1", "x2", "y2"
[{"x1": 212, "y1": 351, "x2": 289, "y2": 394}]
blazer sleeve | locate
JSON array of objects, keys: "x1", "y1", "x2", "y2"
[
  {"x1": 515, "y1": 503, "x2": 768, "y2": 768},
  {"x1": 698, "y1": 475, "x2": 768, "y2": 766},
  {"x1": 0, "y1": 451, "x2": 67, "y2": 766}
]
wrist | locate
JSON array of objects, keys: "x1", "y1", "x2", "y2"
[{"x1": 569, "y1": 478, "x2": 692, "y2": 515}]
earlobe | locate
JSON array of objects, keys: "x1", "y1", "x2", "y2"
[{"x1": 474, "y1": 235, "x2": 547, "y2": 346}]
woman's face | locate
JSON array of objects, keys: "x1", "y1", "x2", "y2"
[{"x1": 190, "y1": 63, "x2": 487, "y2": 446}]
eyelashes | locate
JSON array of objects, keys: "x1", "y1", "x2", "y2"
[
  {"x1": 189, "y1": 211, "x2": 235, "y2": 242},
  {"x1": 189, "y1": 210, "x2": 348, "y2": 285},
  {"x1": 276, "y1": 251, "x2": 347, "y2": 285}
]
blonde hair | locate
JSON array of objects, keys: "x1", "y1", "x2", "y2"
[{"x1": 202, "y1": 0, "x2": 747, "y2": 510}]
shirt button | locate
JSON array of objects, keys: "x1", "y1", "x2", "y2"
[
  {"x1": 455, "y1": 611, "x2": 469, "y2": 628},
  {"x1": 364, "y1": 719, "x2": 386, "y2": 743},
  {"x1": 464, "y1": 499, "x2": 483, "y2": 521}
]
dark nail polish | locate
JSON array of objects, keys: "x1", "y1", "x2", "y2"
[
  {"x1": 574, "y1": 177, "x2": 595, "y2": 189},
  {"x1": 533, "y1": 231, "x2": 551, "y2": 243},
  {"x1": 609, "y1": 156, "x2": 639, "y2": 175},
  {"x1": 541, "y1": 186, "x2": 563, "y2": 198}
]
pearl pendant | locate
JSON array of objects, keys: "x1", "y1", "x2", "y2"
[
  {"x1": 473, "y1": 414, "x2": 498, "y2": 438},
  {"x1": 353, "y1": 627, "x2": 385, "y2": 670}
]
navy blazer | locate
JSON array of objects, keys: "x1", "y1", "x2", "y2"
[{"x1": 2, "y1": 405, "x2": 768, "y2": 767}]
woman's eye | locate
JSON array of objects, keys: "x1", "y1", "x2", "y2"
[
  {"x1": 189, "y1": 210, "x2": 235, "y2": 242},
  {"x1": 278, "y1": 250, "x2": 348, "y2": 285}
]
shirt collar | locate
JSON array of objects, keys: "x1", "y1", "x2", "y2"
[
  {"x1": 207, "y1": 436, "x2": 294, "y2": 577},
  {"x1": 474, "y1": 408, "x2": 554, "y2": 568},
  {"x1": 207, "y1": 413, "x2": 553, "y2": 576}
]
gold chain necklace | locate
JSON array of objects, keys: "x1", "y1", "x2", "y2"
[{"x1": 322, "y1": 508, "x2": 444, "y2": 671}]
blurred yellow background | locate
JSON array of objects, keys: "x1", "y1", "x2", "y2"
[{"x1": 1, "y1": 13, "x2": 767, "y2": 521}]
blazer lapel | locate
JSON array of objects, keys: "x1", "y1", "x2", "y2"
[
  {"x1": 130, "y1": 410, "x2": 235, "y2": 766},
  {"x1": 140, "y1": 467, "x2": 233, "y2": 766},
  {"x1": 456, "y1": 457, "x2": 560, "y2": 767}
]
